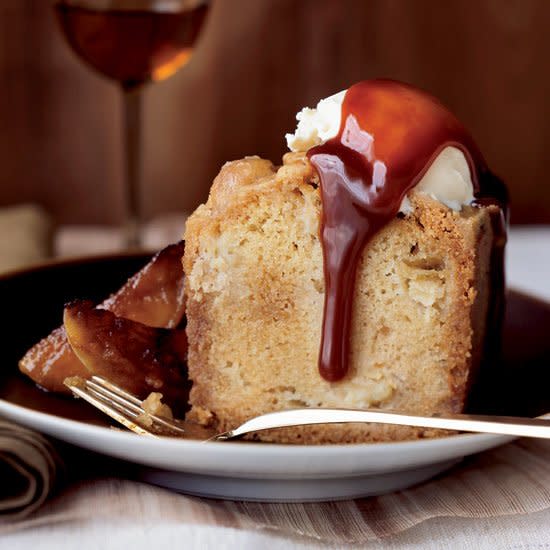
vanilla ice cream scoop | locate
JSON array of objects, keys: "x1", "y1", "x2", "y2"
[
  {"x1": 285, "y1": 91, "x2": 346, "y2": 153},
  {"x1": 286, "y1": 90, "x2": 475, "y2": 213}
]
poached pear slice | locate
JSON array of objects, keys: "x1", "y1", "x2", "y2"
[
  {"x1": 101, "y1": 241, "x2": 185, "y2": 328},
  {"x1": 19, "y1": 241, "x2": 185, "y2": 393},
  {"x1": 64, "y1": 300, "x2": 187, "y2": 412},
  {"x1": 18, "y1": 326, "x2": 89, "y2": 393}
]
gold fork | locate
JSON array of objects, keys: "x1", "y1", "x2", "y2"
[{"x1": 64, "y1": 376, "x2": 550, "y2": 441}]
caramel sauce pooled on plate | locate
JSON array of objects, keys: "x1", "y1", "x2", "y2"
[{"x1": 307, "y1": 79, "x2": 507, "y2": 382}]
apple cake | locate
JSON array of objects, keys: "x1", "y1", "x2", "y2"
[{"x1": 183, "y1": 152, "x2": 501, "y2": 443}]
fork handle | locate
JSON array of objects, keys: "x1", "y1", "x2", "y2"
[{"x1": 224, "y1": 408, "x2": 550, "y2": 440}]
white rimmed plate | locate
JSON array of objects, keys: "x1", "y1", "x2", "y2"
[
  {"x1": 0, "y1": 397, "x2": 514, "y2": 501},
  {"x1": 0, "y1": 254, "x2": 547, "y2": 501}
]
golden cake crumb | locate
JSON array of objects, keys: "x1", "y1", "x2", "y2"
[{"x1": 183, "y1": 153, "x2": 497, "y2": 444}]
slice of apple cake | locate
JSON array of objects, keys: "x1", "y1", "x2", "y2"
[{"x1": 183, "y1": 80, "x2": 506, "y2": 444}]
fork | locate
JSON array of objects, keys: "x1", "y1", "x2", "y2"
[{"x1": 64, "y1": 376, "x2": 550, "y2": 441}]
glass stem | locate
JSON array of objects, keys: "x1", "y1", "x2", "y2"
[{"x1": 122, "y1": 85, "x2": 142, "y2": 248}]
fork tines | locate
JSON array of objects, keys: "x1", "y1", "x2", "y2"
[{"x1": 63, "y1": 375, "x2": 186, "y2": 437}]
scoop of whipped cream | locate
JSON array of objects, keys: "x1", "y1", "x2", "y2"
[{"x1": 285, "y1": 91, "x2": 474, "y2": 213}]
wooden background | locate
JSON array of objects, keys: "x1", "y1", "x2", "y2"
[{"x1": 1, "y1": 0, "x2": 549, "y2": 225}]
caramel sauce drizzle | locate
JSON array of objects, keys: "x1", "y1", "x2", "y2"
[{"x1": 307, "y1": 79, "x2": 507, "y2": 382}]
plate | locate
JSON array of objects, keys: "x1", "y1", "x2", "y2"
[{"x1": 0, "y1": 255, "x2": 549, "y2": 502}]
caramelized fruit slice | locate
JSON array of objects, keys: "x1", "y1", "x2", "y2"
[
  {"x1": 64, "y1": 300, "x2": 187, "y2": 412},
  {"x1": 101, "y1": 241, "x2": 186, "y2": 328},
  {"x1": 18, "y1": 327, "x2": 89, "y2": 393},
  {"x1": 19, "y1": 241, "x2": 185, "y2": 393}
]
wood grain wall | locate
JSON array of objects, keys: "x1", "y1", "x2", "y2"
[{"x1": 1, "y1": 0, "x2": 549, "y2": 224}]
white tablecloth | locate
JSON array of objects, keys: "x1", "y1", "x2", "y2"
[
  {"x1": 6, "y1": 510, "x2": 550, "y2": 550},
  {"x1": 5, "y1": 226, "x2": 550, "y2": 549},
  {"x1": 506, "y1": 226, "x2": 550, "y2": 301}
]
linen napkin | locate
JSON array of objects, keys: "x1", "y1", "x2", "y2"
[
  {"x1": 2, "y1": 438, "x2": 550, "y2": 545},
  {"x1": 0, "y1": 421, "x2": 62, "y2": 521},
  {"x1": 54, "y1": 213, "x2": 187, "y2": 257},
  {"x1": 0, "y1": 203, "x2": 58, "y2": 519},
  {"x1": 0, "y1": 204, "x2": 52, "y2": 274}
]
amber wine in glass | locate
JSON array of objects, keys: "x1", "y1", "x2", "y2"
[{"x1": 55, "y1": 0, "x2": 210, "y2": 247}]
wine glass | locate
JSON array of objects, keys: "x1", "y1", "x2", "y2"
[{"x1": 55, "y1": 0, "x2": 210, "y2": 248}]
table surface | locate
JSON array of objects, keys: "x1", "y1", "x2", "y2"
[{"x1": 5, "y1": 226, "x2": 550, "y2": 550}]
